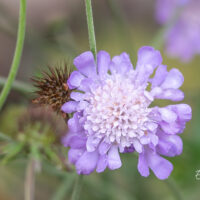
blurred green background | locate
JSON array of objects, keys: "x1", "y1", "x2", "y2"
[{"x1": 0, "y1": 0, "x2": 200, "y2": 199}]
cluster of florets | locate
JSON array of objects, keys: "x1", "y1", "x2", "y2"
[{"x1": 61, "y1": 46, "x2": 191, "y2": 179}]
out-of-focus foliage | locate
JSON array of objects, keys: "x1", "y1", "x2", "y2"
[{"x1": 0, "y1": 0, "x2": 200, "y2": 200}]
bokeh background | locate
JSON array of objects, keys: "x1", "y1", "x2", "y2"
[{"x1": 0, "y1": 0, "x2": 200, "y2": 199}]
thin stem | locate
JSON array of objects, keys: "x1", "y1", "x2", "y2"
[
  {"x1": 0, "y1": 77, "x2": 33, "y2": 94},
  {"x1": 165, "y1": 178, "x2": 184, "y2": 200},
  {"x1": 71, "y1": 175, "x2": 83, "y2": 200},
  {"x1": 151, "y1": 5, "x2": 185, "y2": 49},
  {"x1": 24, "y1": 158, "x2": 36, "y2": 200},
  {"x1": 0, "y1": 0, "x2": 27, "y2": 111},
  {"x1": 85, "y1": 0, "x2": 97, "y2": 59},
  {"x1": 51, "y1": 174, "x2": 75, "y2": 200}
]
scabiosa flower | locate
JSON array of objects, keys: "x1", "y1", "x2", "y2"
[
  {"x1": 155, "y1": 0, "x2": 200, "y2": 61},
  {"x1": 61, "y1": 46, "x2": 191, "y2": 179}
]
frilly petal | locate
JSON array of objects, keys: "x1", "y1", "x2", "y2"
[
  {"x1": 110, "y1": 52, "x2": 133, "y2": 74},
  {"x1": 107, "y1": 146, "x2": 122, "y2": 170},
  {"x1": 61, "y1": 101, "x2": 78, "y2": 113},
  {"x1": 97, "y1": 50, "x2": 110, "y2": 78},
  {"x1": 157, "y1": 133, "x2": 183, "y2": 157},
  {"x1": 151, "y1": 87, "x2": 184, "y2": 101},
  {"x1": 68, "y1": 112, "x2": 82, "y2": 132},
  {"x1": 75, "y1": 150, "x2": 99, "y2": 175},
  {"x1": 98, "y1": 142, "x2": 111, "y2": 155},
  {"x1": 151, "y1": 65, "x2": 168, "y2": 88},
  {"x1": 159, "y1": 107, "x2": 177, "y2": 123},
  {"x1": 160, "y1": 68, "x2": 184, "y2": 89},
  {"x1": 138, "y1": 152, "x2": 150, "y2": 177},
  {"x1": 68, "y1": 148, "x2": 85, "y2": 164},
  {"x1": 136, "y1": 46, "x2": 162, "y2": 69},
  {"x1": 86, "y1": 136, "x2": 101, "y2": 152},
  {"x1": 74, "y1": 51, "x2": 97, "y2": 78},
  {"x1": 136, "y1": 46, "x2": 162, "y2": 84},
  {"x1": 70, "y1": 92, "x2": 85, "y2": 101},
  {"x1": 168, "y1": 104, "x2": 192, "y2": 122},
  {"x1": 147, "y1": 150, "x2": 173, "y2": 180},
  {"x1": 67, "y1": 71, "x2": 85, "y2": 89},
  {"x1": 96, "y1": 155, "x2": 108, "y2": 173}
]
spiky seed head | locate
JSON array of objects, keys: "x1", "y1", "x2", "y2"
[{"x1": 32, "y1": 66, "x2": 71, "y2": 119}]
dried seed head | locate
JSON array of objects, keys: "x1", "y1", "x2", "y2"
[
  {"x1": 18, "y1": 105, "x2": 67, "y2": 142},
  {"x1": 32, "y1": 66, "x2": 71, "y2": 118},
  {"x1": 16, "y1": 105, "x2": 72, "y2": 171}
]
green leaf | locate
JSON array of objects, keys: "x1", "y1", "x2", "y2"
[{"x1": 1, "y1": 142, "x2": 25, "y2": 164}]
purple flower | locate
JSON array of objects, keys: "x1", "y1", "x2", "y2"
[
  {"x1": 155, "y1": 0, "x2": 200, "y2": 61},
  {"x1": 62, "y1": 47, "x2": 191, "y2": 179}
]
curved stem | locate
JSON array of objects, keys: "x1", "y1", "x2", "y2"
[
  {"x1": 85, "y1": 0, "x2": 97, "y2": 59},
  {"x1": 0, "y1": 0, "x2": 27, "y2": 111},
  {"x1": 24, "y1": 158, "x2": 36, "y2": 200},
  {"x1": 71, "y1": 175, "x2": 83, "y2": 200},
  {"x1": 0, "y1": 77, "x2": 33, "y2": 94}
]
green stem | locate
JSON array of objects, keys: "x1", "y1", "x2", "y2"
[
  {"x1": 24, "y1": 158, "x2": 36, "y2": 200},
  {"x1": 85, "y1": 0, "x2": 97, "y2": 59},
  {"x1": 0, "y1": 0, "x2": 27, "y2": 111},
  {"x1": 165, "y1": 178, "x2": 184, "y2": 200},
  {"x1": 0, "y1": 77, "x2": 33, "y2": 94},
  {"x1": 71, "y1": 175, "x2": 83, "y2": 200},
  {"x1": 151, "y1": 5, "x2": 185, "y2": 49},
  {"x1": 51, "y1": 174, "x2": 75, "y2": 200}
]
